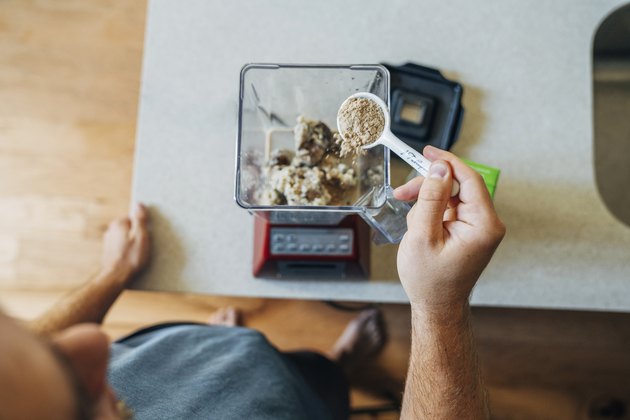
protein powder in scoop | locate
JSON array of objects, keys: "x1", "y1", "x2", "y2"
[{"x1": 337, "y1": 97, "x2": 385, "y2": 157}]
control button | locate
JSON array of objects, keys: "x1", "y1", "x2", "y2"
[
  {"x1": 313, "y1": 244, "x2": 324, "y2": 252},
  {"x1": 272, "y1": 245, "x2": 285, "y2": 253},
  {"x1": 339, "y1": 234, "x2": 350, "y2": 243},
  {"x1": 299, "y1": 244, "x2": 311, "y2": 252},
  {"x1": 286, "y1": 235, "x2": 297, "y2": 243},
  {"x1": 339, "y1": 244, "x2": 350, "y2": 253},
  {"x1": 287, "y1": 243, "x2": 298, "y2": 252},
  {"x1": 274, "y1": 234, "x2": 285, "y2": 243},
  {"x1": 326, "y1": 244, "x2": 337, "y2": 253}
]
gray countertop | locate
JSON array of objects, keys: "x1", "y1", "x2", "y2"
[{"x1": 131, "y1": 0, "x2": 630, "y2": 311}]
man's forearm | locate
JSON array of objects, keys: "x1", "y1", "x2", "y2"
[
  {"x1": 29, "y1": 266, "x2": 130, "y2": 336},
  {"x1": 401, "y1": 303, "x2": 489, "y2": 420}
]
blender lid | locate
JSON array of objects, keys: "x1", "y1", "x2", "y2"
[{"x1": 382, "y1": 62, "x2": 464, "y2": 151}]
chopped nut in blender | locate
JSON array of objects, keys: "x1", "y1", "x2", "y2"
[
  {"x1": 261, "y1": 165, "x2": 332, "y2": 206},
  {"x1": 258, "y1": 116, "x2": 360, "y2": 206}
]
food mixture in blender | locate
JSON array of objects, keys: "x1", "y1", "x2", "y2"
[{"x1": 258, "y1": 116, "x2": 360, "y2": 206}]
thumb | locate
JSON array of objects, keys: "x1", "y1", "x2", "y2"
[{"x1": 413, "y1": 160, "x2": 453, "y2": 243}]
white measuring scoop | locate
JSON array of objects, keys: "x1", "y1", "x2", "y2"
[{"x1": 337, "y1": 92, "x2": 459, "y2": 197}]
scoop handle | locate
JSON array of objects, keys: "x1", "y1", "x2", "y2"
[{"x1": 380, "y1": 131, "x2": 460, "y2": 197}]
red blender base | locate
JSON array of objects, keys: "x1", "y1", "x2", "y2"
[{"x1": 253, "y1": 215, "x2": 370, "y2": 279}]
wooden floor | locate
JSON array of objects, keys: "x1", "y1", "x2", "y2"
[{"x1": 2, "y1": 1, "x2": 630, "y2": 419}]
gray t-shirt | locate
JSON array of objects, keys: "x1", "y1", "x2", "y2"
[{"x1": 108, "y1": 324, "x2": 332, "y2": 419}]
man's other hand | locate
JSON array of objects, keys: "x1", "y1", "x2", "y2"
[
  {"x1": 100, "y1": 203, "x2": 151, "y2": 283},
  {"x1": 394, "y1": 146, "x2": 505, "y2": 318}
]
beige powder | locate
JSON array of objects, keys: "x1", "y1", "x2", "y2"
[{"x1": 337, "y1": 97, "x2": 385, "y2": 157}]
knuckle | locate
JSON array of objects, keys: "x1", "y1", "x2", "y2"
[
  {"x1": 466, "y1": 169, "x2": 484, "y2": 185},
  {"x1": 419, "y1": 185, "x2": 446, "y2": 202},
  {"x1": 496, "y1": 219, "x2": 506, "y2": 234},
  {"x1": 494, "y1": 220, "x2": 507, "y2": 241},
  {"x1": 477, "y1": 220, "x2": 506, "y2": 248},
  {"x1": 472, "y1": 171, "x2": 484, "y2": 183}
]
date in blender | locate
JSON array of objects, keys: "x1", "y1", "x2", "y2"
[{"x1": 251, "y1": 116, "x2": 381, "y2": 207}]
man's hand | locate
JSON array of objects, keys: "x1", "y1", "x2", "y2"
[
  {"x1": 395, "y1": 146, "x2": 505, "y2": 317},
  {"x1": 100, "y1": 203, "x2": 151, "y2": 283},
  {"x1": 395, "y1": 146, "x2": 504, "y2": 419}
]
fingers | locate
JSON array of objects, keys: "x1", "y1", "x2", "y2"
[
  {"x1": 130, "y1": 203, "x2": 151, "y2": 268},
  {"x1": 131, "y1": 203, "x2": 149, "y2": 227},
  {"x1": 393, "y1": 177, "x2": 424, "y2": 201},
  {"x1": 423, "y1": 146, "x2": 492, "y2": 207},
  {"x1": 407, "y1": 160, "x2": 453, "y2": 245},
  {"x1": 395, "y1": 176, "x2": 462, "y2": 206},
  {"x1": 106, "y1": 203, "x2": 149, "y2": 237},
  {"x1": 130, "y1": 202, "x2": 149, "y2": 236}
]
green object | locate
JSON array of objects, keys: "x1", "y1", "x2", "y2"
[{"x1": 462, "y1": 159, "x2": 500, "y2": 199}]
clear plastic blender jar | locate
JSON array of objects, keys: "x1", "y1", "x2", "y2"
[{"x1": 234, "y1": 64, "x2": 411, "y2": 243}]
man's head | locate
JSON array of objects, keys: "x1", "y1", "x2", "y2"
[{"x1": 0, "y1": 312, "x2": 123, "y2": 419}]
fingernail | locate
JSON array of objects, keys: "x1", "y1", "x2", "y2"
[
  {"x1": 429, "y1": 161, "x2": 448, "y2": 179},
  {"x1": 132, "y1": 203, "x2": 142, "y2": 215}
]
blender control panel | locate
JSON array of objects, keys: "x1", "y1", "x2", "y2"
[{"x1": 270, "y1": 227, "x2": 354, "y2": 256}]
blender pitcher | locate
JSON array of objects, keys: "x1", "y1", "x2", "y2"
[{"x1": 234, "y1": 64, "x2": 412, "y2": 244}]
